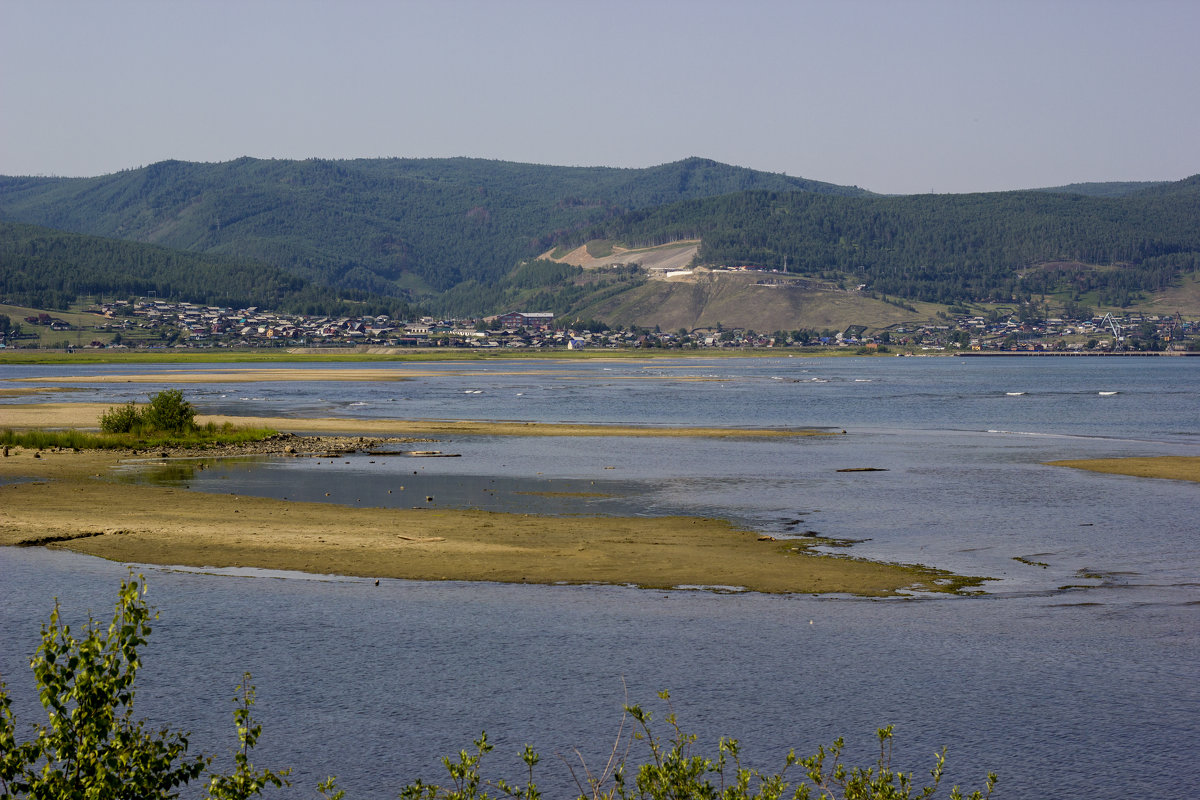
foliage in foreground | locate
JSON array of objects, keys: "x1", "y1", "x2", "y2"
[
  {"x1": 1, "y1": 578, "x2": 996, "y2": 800},
  {"x1": 0, "y1": 577, "x2": 287, "y2": 799},
  {"x1": 394, "y1": 696, "x2": 997, "y2": 800}
]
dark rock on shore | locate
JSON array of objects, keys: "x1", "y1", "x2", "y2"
[{"x1": 141, "y1": 433, "x2": 437, "y2": 459}]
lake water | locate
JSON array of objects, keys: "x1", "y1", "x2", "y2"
[{"x1": 2, "y1": 356, "x2": 1198, "y2": 798}]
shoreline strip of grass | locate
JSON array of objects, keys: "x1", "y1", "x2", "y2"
[{"x1": 1, "y1": 426, "x2": 280, "y2": 451}]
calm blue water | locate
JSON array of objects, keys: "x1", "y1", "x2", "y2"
[
  {"x1": 2, "y1": 357, "x2": 1198, "y2": 798},
  {"x1": 5, "y1": 355, "x2": 1199, "y2": 440}
]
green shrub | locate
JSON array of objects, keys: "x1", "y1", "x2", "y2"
[
  {"x1": 142, "y1": 389, "x2": 197, "y2": 434},
  {"x1": 99, "y1": 401, "x2": 144, "y2": 433},
  {"x1": 98, "y1": 390, "x2": 198, "y2": 436}
]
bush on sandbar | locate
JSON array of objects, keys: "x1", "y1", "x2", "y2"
[{"x1": 100, "y1": 389, "x2": 196, "y2": 435}]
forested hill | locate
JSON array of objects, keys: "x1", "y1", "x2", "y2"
[
  {"x1": 566, "y1": 175, "x2": 1200, "y2": 306},
  {"x1": 0, "y1": 221, "x2": 412, "y2": 317},
  {"x1": 1029, "y1": 180, "x2": 1167, "y2": 197},
  {"x1": 0, "y1": 157, "x2": 861, "y2": 303},
  {"x1": 3, "y1": 155, "x2": 1196, "y2": 316}
]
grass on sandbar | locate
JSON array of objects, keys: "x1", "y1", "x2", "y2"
[{"x1": 1, "y1": 424, "x2": 279, "y2": 451}]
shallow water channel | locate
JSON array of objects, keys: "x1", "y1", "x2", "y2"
[{"x1": 3, "y1": 356, "x2": 1198, "y2": 797}]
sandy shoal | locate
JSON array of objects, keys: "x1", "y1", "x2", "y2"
[
  {"x1": 14, "y1": 368, "x2": 517, "y2": 383},
  {"x1": 0, "y1": 386, "x2": 83, "y2": 398},
  {"x1": 1045, "y1": 456, "x2": 1200, "y2": 483},
  {"x1": 0, "y1": 448, "x2": 960, "y2": 596},
  {"x1": 12, "y1": 367, "x2": 734, "y2": 384},
  {"x1": 0, "y1": 403, "x2": 833, "y2": 438}
]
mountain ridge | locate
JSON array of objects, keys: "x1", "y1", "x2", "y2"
[
  {"x1": 2, "y1": 157, "x2": 1197, "y2": 326},
  {"x1": 0, "y1": 156, "x2": 863, "y2": 303}
]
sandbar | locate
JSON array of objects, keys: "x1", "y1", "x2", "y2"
[
  {"x1": 0, "y1": 447, "x2": 968, "y2": 596},
  {"x1": 1046, "y1": 456, "x2": 1200, "y2": 483},
  {"x1": 0, "y1": 386, "x2": 83, "y2": 398},
  {"x1": 12, "y1": 367, "x2": 739, "y2": 384},
  {"x1": 0, "y1": 403, "x2": 834, "y2": 439},
  {"x1": 14, "y1": 368, "x2": 443, "y2": 383}
]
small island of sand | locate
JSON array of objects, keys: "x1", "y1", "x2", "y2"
[
  {"x1": 0, "y1": 400, "x2": 968, "y2": 595},
  {"x1": 0, "y1": 444, "x2": 972, "y2": 596},
  {"x1": 1045, "y1": 456, "x2": 1200, "y2": 483}
]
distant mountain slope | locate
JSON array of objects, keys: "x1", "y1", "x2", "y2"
[
  {"x1": 1030, "y1": 180, "x2": 1168, "y2": 197},
  {"x1": 3, "y1": 156, "x2": 1196, "y2": 319},
  {"x1": 0, "y1": 157, "x2": 865, "y2": 306},
  {"x1": 0, "y1": 221, "x2": 411, "y2": 316},
  {"x1": 567, "y1": 175, "x2": 1200, "y2": 306},
  {"x1": 343, "y1": 156, "x2": 868, "y2": 203},
  {"x1": 1126, "y1": 173, "x2": 1200, "y2": 199},
  {"x1": 566, "y1": 271, "x2": 940, "y2": 333}
]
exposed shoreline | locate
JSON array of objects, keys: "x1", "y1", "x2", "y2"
[
  {"x1": 0, "y1": 442, "x2": 968, "y2": 596},
  {"x1": 0, "y1": 348, "x2": 861, "y2": 366},
  {"x1": 7, "y1": 366, "x2": 1197, "y2": 594},
  {"x1": 4, "y1": 385, "x2": 1194, "y2": 593},
  {"x1": 13, "y1": 367, "x2": 750, "y2": 383},
  {"x1": 0, "y1": 390, "x2": 944, "y2": 594},
  {"x1": 0, "y1": 402, "x2": 838, "y2": 439}
]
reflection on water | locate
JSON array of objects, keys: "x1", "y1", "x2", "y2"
[
  {"x1": 114, "y1": 459, "x2": 222, "y2": 486},
  {"x1": 118, "y1": 455, "x2": 642, "y2": 517},
  {"x1": 116, "y1": 424, "x2": 1200, "y2": 601},
  {"x1": 1, "y1": 548, "x2": 1196, "y2": 800},
  {"x1": 9, "y1": 356, "x2": 1200, "y2": 442},
  {"x1": 3, "y1": 358, "x2": 1198, "y2": 798}
]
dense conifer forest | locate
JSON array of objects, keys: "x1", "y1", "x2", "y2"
[
  {"x1": 2, "y1": 157, "x2": 1197, "y2": 315},
  {"x1": 565, "y1": 177, "x2": 1200, "y2": 306},
  {"x1": 0, "y1": 221, "x2": 412, "y2": 317},
  {"x1": 0, "y1": 157, "x2": 843, "y2": 304}
]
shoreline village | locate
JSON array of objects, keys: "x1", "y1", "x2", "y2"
[{"x1": 3, "y1": 299, "x2": 1197, "y2": 355}]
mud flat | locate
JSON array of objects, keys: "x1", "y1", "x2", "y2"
[
  {"x1": 17, "y1": 368, "x2": 472, "y2": 383},
  {"x1": 206, "y1": 415, "x2": 835, "y2": 439},
  {"x1": 0, "y1": 403, "x2": 835, "y2": 439},
  {"x1": 1046, "y1": 456, "x2": 1200, "y2": 483},
  {"x1": 0, "y1": 386, "x2": 83, "y2": 398},
  {"x1": 0, "y1": 398, "x2": 967, "y2": 594},
  {"x1": 12, "y1": 365, "x2": 757, "y2": 385},
  {"x1": 0, "y1": 444, "x2": 976, "y2": 596}
]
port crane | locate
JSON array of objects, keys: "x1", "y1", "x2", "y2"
[{"x1": 1100, "y1": 313, "x2": 1124, "y2": 350}]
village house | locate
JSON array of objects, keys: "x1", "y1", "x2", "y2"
[{"x1": 496, "y1": 311, "x2": 555, "y2": 329}]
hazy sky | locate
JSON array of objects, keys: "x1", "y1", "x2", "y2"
[{"x1": 2, "y1": 0, "x2": 1196, "y2": 194}]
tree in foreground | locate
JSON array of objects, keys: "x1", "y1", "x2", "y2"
[
  {"x1": 2, "y1": 579, "x2": 996, "y2": 800},
  {"x1": 0, "y1": 575, "x2": 285, "y2": 800},
  {"x1": 0, "y1": 576, "x2": 206, "y2": 798},
  {"x1": 203, "y1": 676, "x2": 290, "y2": 800}
]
